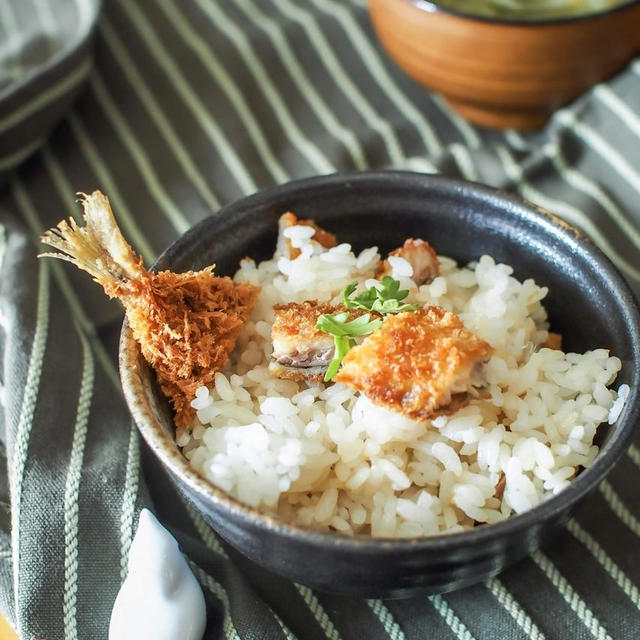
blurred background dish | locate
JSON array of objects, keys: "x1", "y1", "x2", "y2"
[
  {"x1": 433, "y1": 0, "x2": 633, "y2": 20},
  {"x1": 367, "y1": 0, "x2": 640, "y2": 129}
]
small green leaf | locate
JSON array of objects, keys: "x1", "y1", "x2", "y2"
[
  {"x1": 341, "y1": 282, "x2": 359, "y2": 307},
  {"x1": 315, "y1": 312, "x2": 351, "y2": 336},
  {"x1": 324, "y1": 335, "x2": 351, "y2": 381},
  {"x1": 342, "y1": 314, "x2": 383, "y2": 336},
  {"x1": 317, "y1": 312, "x2": 382, "y2": 381},
  {"x1": 316, "y1": 312, "x2": 382, "y2": 338},
  {"x1": 341, "y1": 276, "x2": 418, "y2": 315}
]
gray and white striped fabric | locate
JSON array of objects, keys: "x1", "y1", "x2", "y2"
[{"x1": 0, "y1": 0, "x2": 639, "y2": 638}]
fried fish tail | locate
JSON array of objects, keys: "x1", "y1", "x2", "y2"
[
  {"x1": 40, "y1": 190, "x2": 260, "y2": 430},
  {"x1": 39, "y1": 191, "x2": 146, "y2": 289}
]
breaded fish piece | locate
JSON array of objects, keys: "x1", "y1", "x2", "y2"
[
  {"x1": 541, "y1": 332, "x2": 562, "y2": 350},
  {"x1": 270, "y1": 300, "x2": 337, "y2": 382},
  {"x1": 335, "y1": 306, "x2": 492, "y2": 421},
  {"x1": 40, "y1": 191, "x2": 259, "y2": 428},
  {"x1": 270, "y1": 301, "x2": 371, "y2": 382},
  {"x1": 377, "y1": 238, "x2": 439, "y2": 285},
  {"x1": 275, "y1": 212, "x2": 337, "y2": 260}
]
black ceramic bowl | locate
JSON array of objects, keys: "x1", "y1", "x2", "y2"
[{"x1": 119, "y1": 171, "x2": 640, "y2": 598}]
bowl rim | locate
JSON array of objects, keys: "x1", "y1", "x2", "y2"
[
  {"x1": 403, "y1": 0, "x2": 640, "y2": 26},
  {"x1": 120, "y1": 170, "x2": 640, "y2": 553}
]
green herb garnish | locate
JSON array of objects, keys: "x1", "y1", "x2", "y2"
[
  {"x1": 316, "y1": 277, "x2": 418, "y2": 381},
  {"x1": 315, "y1": 312, "x2": 383, "y2": 381},
  {"x1": 342, "y1": 276, "x2": 418, "y2": 314}
]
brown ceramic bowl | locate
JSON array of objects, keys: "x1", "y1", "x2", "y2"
[{"x1": 367, "y1": 0, "x2": 640, "y2": 130}]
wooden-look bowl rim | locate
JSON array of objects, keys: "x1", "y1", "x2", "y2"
[{"x1": 403, "y1": 0, "x2": 640, "y2": 25}]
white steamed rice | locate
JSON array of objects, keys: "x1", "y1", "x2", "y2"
[{"x1": 179, "y1": 230, "x2": 627, "y2": 538}]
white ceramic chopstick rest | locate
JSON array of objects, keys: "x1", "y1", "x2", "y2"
[{"x1": 108, "y1": 508, "x2": 206, "y2": 640}]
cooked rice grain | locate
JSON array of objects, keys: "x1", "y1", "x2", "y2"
[{"x1": 182, "y1": 231, "x2": 625, "y2": 537}]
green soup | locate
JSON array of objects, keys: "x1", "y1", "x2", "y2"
[{"x1": 434, "y1": 0, "x2": 627, "y2": 19}]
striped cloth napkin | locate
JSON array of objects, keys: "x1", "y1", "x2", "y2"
[{"x1": 0, "y1": 0, "x2": 639, "y2": 638}]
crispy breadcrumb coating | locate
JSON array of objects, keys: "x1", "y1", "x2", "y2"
[
  {"x1": 335, "y1": 306, "x2": 492, "y2": 421},
  {"x1": 119, "y1": 270, "x2": 258, "y2": 426},
  {"x1": 40, "y1": 191, "x2": 259, "y2": 428},
  {"x1": 541, "y1": 332, "x2": 562, "y2": 350}
]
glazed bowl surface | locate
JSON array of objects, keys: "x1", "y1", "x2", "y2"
[
  {"x1": 119, "y1": 171, "x2": 640, "y2": 598},
  {"x1": 367, "y1": 0, "x2": 640, "y2": 130}
]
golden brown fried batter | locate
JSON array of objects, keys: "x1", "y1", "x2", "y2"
[
  {"x1": 277, "y1": 212, "x2": 336, "y2": 259},
  {"x1": 121, "y1": 270, "x2": 258, "y2": 426},
  {"x1": 40, "y1": 191, "x2": 259, "y2": 428},
  {"x1": 541, "y1": 332, "x2": 562, "y2": 350},
  {"x1": 272, "y1": 301, "x2": 339, "y2": 353},
  {"x1": 335, "y1": 306, "x2": 492, "y2": 421}
]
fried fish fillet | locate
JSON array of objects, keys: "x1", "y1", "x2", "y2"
[
  {"x1": 275, "y1": 212, "x2": 337, "y2": 260},
  {"x1": 377, "y1": 238, "x2": 440, "y2": 285},
  {"x1": 40, "y1": 191, "x2": 259, "y2": 428},
  {"x1": 541, "y1": 331, "x2": 562, "y2": 350},
  {"x1": 334, "y1": 306, "x2": 492, "y2": 421},
  {"x1": 270, "y1": 300, "x2": 372, "y2": 382}
]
